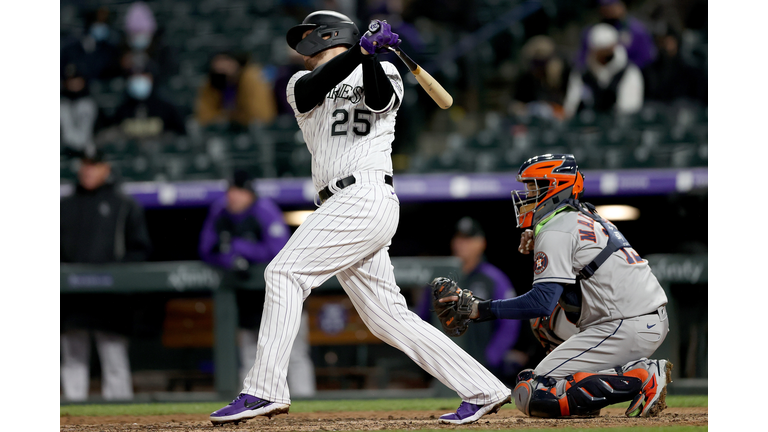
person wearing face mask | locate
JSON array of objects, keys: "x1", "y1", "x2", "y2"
[
  {"x1": 119, "y1": 2, "x2": 177, "y2": 87},
  {"x1": 194, "y1": 52, "x2": 277, "y2": 129},
  {"x1": 563, "y1": 23, "x2": 644, "y2": 119},
  {"x1": 510, "y1": 36, "x2": 571, "y2": 120},
  {"x1": 106, "y1": 64, "x2": 186, "y2": 139},
  {"x1": 61, "y1": 63, "x2": 106, "y2": 153},
  {"x1": 575, "y1": 0, "x2": 656, "y2": 70},
  {"x1": 61, "y1": 7, "x2": 121, "y2": 82}
]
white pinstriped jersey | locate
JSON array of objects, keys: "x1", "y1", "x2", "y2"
[
  {"x1": 532, "y1": 208, "x2": 668, "y2": 328},
  {"x1": 286, "y1": 61, "x2": 404, "y2": 191}
]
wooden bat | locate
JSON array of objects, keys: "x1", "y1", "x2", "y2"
[{"x1": 387, "y1": 47, "x2": 453, "y2": 109}]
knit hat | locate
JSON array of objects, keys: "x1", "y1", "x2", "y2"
[{"x1": 125, "y1": 2, "x2": 157, "y2": 35}]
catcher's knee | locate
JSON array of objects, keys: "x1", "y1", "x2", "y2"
[{"x1": 513, "y1": 370, "x2": 643, "y2": 418}]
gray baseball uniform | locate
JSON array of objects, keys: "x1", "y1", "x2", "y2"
[{"x1": 531, "y1": 207, "x2": 669, "y2": 378}]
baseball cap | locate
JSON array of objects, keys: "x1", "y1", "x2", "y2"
[
  {"x1": 455, "y1": 217, "x2": 485, "y2": 238},
  {"x1": 79, "y1": 145, "x2": 106, "y2": 163},
  {"x1": 229, "y1": 170, "x2": 255, "y2": 191}
]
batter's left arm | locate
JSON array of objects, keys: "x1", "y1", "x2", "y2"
[{"x1": 361, "y1": 54, "x2": 398, "y2": 113}]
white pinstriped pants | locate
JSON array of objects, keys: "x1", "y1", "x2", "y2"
[{"x1": 242, "y1": 171, "x2": 511, "y2": 405}]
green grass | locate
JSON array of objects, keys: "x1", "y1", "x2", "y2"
[
  {"x1": 60, "y1": 395, "x2": 706, "y2": 417},
  {"x1": 411, "y1": 429, "x2": 706, "y2": 432}
]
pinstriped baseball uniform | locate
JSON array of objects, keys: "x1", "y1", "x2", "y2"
[
  {"x1": 241, "y1": 59, "x2": 511, "y2": 406},
  {"x1": 530, "y1": 208, "x2": 669, "y2": 378}
]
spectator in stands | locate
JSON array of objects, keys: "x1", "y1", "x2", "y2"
[
  {"x1": 60, "y1": 6, "x2": 121, "y2": 82},
  {"x1": 510, "y1": 35, "x2": 571, "y2": 120},
  {"x1": 576, "y1": 0, "x2": 656, "y2": 70},
  {"x1": 102, "y1": 63, "x2": 186, "y2": 140},
  {"x1": 195, "y1": 52, "x2": 278, "y2": 130},
  {"x1": 198, "y1": 170, "x2": 316, "y2": 397},
  {"x1": 643, "y1": 26, "x2": 707, "y2": 105},
  {"x1": 60, "y1": 146, "x2": 152, "y2": 401},
  {"x1": 563, "y1": 23, "x2": 644, "y2": 119},
  {"x1": 416, "y1": 218, "x2": 522, "y2": 381},
  {"x1": 119, "y1": 2, "x2": 177, "y2": 87},
  {"x1": 61, "y1": 63, "x2": 105, "y2": 153}
]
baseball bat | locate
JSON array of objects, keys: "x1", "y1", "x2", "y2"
[{"x1": 387, "y1": 47, "x2": 453, "y2": 110}]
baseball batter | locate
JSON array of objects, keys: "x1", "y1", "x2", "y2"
[
  {"x1": 433, "y1": 154, "x2": 671, "y2": 418},
  {"x1": 210, "y1": 11, "x2": 511, "y2": 425}
]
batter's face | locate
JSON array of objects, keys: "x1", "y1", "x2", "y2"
[{"x1": 301, "y1": 29, "x2": 346, "y2": 71}]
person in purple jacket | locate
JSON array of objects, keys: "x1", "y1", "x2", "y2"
[
  {"x1": 418, "y1": 217, "x2": 522, "y2": 381},
  {"x1": 576, "y1": 0, "x2": 656, "y2": 70},
  {"x1": 199, "y1": 170, "x2": 316, "y2": 397}
]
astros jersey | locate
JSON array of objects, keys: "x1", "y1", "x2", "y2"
[
  {"x1": 532, "y1": 207, "x2": 667, "y2": 327},
  {"x1": 286, "y1": 61, "x2": 404, "y2": 191}
]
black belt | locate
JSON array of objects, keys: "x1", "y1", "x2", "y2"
[{"x1": 319, "y1": 174, "x2": 393, "y2": 203}]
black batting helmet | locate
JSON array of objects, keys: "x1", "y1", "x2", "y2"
[{"x1": 286, "y1": 10, "x2": 359, "y2": 57}]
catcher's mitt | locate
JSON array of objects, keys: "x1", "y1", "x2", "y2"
[{"x1": 431, "y1": 277, "x2": 477, "y2": 337}]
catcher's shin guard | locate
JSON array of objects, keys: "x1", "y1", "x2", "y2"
[{"x1": 513, "y1": 370, "x2": 643, "y2": 418}]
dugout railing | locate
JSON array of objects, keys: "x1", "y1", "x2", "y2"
[{"x1": 60, "y1": 253, "x2": 706, "y2": 402}]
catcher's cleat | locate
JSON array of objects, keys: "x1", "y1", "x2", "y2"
[
  {"x1": 438, "y1": 395, "x2": 511, "y2": 425},
  {"x1": 209, "y1": 393, "x2": 289, "y2": 425},
  {"x1": 625, "y1": 360, "x2": 673, "y2": 418}
]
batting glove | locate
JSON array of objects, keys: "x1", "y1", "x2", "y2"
[{"x1": 360, "y1": 20, "x2": 400, "y2": 54}]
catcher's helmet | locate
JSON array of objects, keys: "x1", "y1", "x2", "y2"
[
  {"x1": 286, "y1": 11, "x2": 359, "y2": 57},
  {"x1": 512, "y1": 154, "x2": 585, "y2": 229}
]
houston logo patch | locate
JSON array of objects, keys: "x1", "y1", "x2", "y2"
[{"x1": 533, "y1": 252, "x2": 549, "y2": 275}]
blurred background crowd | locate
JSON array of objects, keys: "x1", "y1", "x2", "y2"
[
  {"x1": 60, "y1": 0, "x2": 707, "y2": 182},
  {"x1": 60, "y1": 0, "x2": 707, "y2": 402}
]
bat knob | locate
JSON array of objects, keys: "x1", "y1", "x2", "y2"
[{"x1": 368, "y1": 21, "x2": 380, "y2": 33}]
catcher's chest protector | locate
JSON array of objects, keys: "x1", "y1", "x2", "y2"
[{"x1": 558, "y1": 202, "x2": 634, "y2": 324}]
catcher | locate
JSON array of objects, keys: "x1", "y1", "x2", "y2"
[{"x1": 432, "y1": 153, "x2": 671, "y2": 418}]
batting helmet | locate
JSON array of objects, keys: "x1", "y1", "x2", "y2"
[
  {"x1": 512, "y1": 154, "x2": 585, "y2": 229},
  {"x1": 286, "y1": 11, "x2": 359, "y2": 57}
]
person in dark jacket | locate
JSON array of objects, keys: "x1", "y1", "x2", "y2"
[
  {"x1": 198, "y1": 170, "x2": 315, "y2": 397},
  {"x1": 60, "y1": 146, "x2": 152, "y2": 401},
  {"x1": 643, "y1": 27, "x2": 707, "y2": 105},
  {"x1": 102, "y1": 63, "x2": 186, "y2": 140}
]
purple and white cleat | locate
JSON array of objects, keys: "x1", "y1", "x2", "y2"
[
  {"x1": 439, "y1": 395, "x2": 512, "y2": 424},
  {"x1": 209, "y1": 393, "x2": 289, "y2": 425}
]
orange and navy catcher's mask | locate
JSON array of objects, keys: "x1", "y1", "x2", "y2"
[{"x1": 512, "y1": 154, "x2": 585, "y2": 229}]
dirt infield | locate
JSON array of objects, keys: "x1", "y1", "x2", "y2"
[{"x1": 61, "y1": 407, "x2": 707, "y2": 431}]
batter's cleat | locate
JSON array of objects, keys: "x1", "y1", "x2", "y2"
[
  {"x1": 438, "y1": 395, "x2": 512, "y2": 425},
  {"x1": 209, "y1": 393, "x2": 289, "y2": 425},
  {"x1": 625, "y1": 360, "x2": 673, "y2": 418}
]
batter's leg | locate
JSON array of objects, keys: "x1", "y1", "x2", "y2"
[
  {"x1": 337, "y1": 246, "x2": 511, "y2": 407},
  {"x1": 61, "y1": 329, "x2": 91, "y2": 401},
  {"x1": 239, "y1": 182, "x2": 401, "y2": 405}
]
